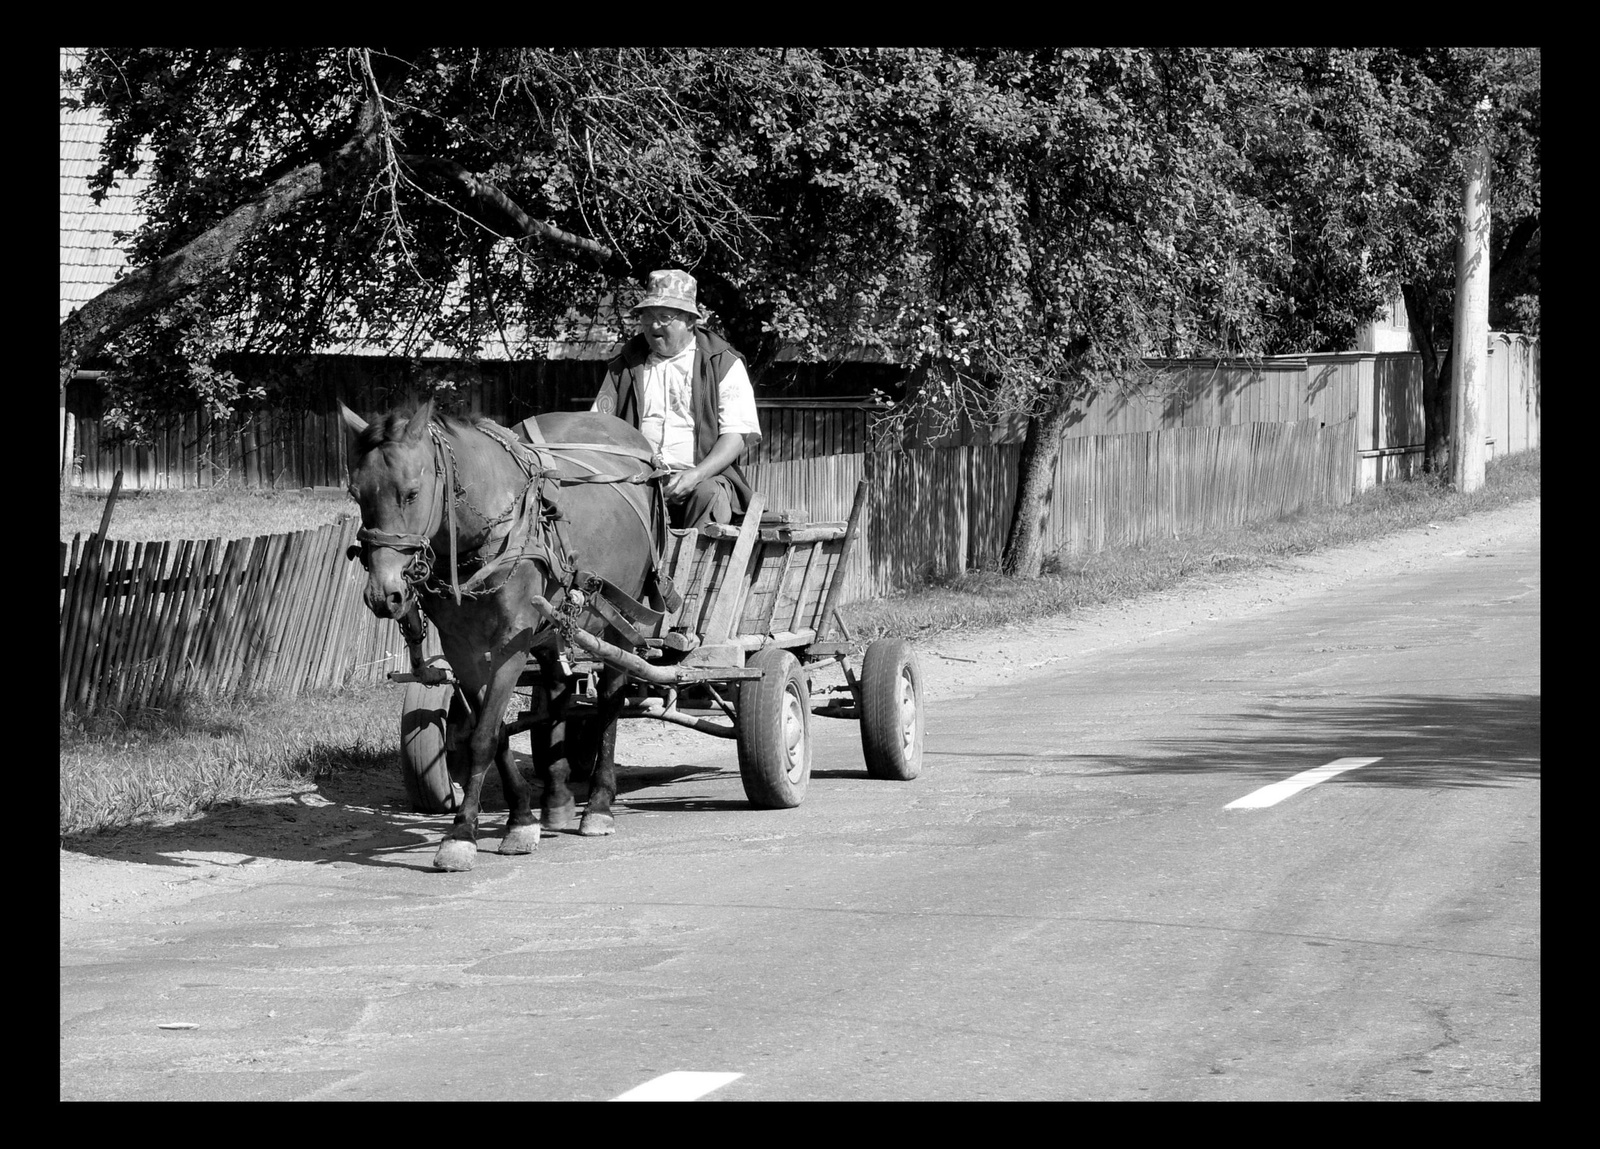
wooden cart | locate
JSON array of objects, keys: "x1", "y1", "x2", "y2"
[{"x1": 396, "y1": 480, "x2": 925, "y2": 813}]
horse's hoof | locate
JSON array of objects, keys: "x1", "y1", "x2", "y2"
[
  {"x1": 542, "y1": 800, "x2": 577, "y2": 831},
  {"x1": 433, "y1": 839, "x2": 477, "y2": 872},
  {"x1": 499, "y1": 823, "x2": 541, "y2": 855},
  {"x1": 579, "y1": 812, "x2": 615, "y2": 837}
]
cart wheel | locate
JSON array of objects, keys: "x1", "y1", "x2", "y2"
[
  {"x1": 736, "y1": 648, "x2": 812, "y2": 808},
  {"x1": 399, "y1": 680, "x2": 468, "y2": 813},
  {"x1": 860, "y1": 638, "x2": 925, "y2": 781}
]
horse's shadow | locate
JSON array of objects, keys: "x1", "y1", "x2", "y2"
[{"x1": 60, "y1": 755, "x2": 749, "y2": 873}]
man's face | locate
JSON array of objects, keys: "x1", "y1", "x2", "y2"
[{"x1": 638, "y1": 307, "x2": 696, "y2": 357}]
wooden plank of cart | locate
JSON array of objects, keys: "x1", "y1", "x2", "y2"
[{"x1": 396, "y1": 479, "x2": 925, "y2": 812}]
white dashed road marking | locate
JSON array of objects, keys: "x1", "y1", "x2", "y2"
[
  {"x1": 1225, "y1": 757, "x2": 1382, "y2": 809},
  {"x1": 612, "y1": 1071, "x2": 744, "y2": 1101}
]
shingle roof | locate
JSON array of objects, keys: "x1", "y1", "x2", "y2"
[{"x1": 60, "y1": 48, "x2": 152, "y2": 323}]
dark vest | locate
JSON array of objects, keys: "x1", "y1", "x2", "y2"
[{"x1": 595, "y1": 329, "x2": 757, "y2": 511}]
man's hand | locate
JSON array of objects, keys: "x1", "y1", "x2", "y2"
[
  {"x1": 663, "y1": 432, "x2": 747, "y2": 503},
  {"x1": 663, "y1": 467, "x2": 702, "y2": 503}
]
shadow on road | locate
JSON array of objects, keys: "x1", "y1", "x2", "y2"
[
  {"x1": 951, "y1": 693, "x2": 1540, "y2": 790},
  {"x1": 59, "y1": 753, "x2": 763, "y2": 872},
  {"x1": 1136, "y1": 693, "x2": 1539, "y2": 789}
]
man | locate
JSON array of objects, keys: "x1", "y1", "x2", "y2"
[{"x1": 591, "y1": 269, "x2": 762, "y2": 529}]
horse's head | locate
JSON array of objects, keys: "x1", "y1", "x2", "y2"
[{"x1": 341, "y1": 399, "x2": 445, "y2": 620}]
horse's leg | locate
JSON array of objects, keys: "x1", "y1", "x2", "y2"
[
  {"x1": 540, "y1": 677, "x2": 579, "y2": 830},
  {"x1": 491, "y1": 649, "x2": 541, "y2": 855},
  {"x1": 433, "y1": 680, "x2": 491, "y2": 872},
  {"x1": 579, "y1": 667, "x2": 629, "y2": 837},
  {"x1": 496, "y1": 710, "x2": 541, "y2": 854},
  {"x1": 434, "y1": 646, "x2": 526, "y2": 872}
]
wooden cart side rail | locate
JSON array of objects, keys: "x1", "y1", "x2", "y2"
[
  {"x1": 698, "y1": 492, "x2": 766, "y2": 644},
  {"x1": 655, "y1": 484, "x2": 863, "y2": 638},
  {"x1": 815, "y1": 479, "x2": 869, "y2": 641}
]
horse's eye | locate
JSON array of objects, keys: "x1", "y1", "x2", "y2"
[{"x1": 404, "y1": 489, "x2": 419, "y2": 504}]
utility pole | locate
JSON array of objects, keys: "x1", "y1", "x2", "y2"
[{"x1": 1450, "y1": 103, "x2": 1492, "y2": 494}]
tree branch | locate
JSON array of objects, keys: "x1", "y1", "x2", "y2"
[
  {"x1": 399, "y1": 154, "x2": 622, "y2": 269},
  {"x1": 59, "y1": 95, "x2": 384, "y2": 390}
]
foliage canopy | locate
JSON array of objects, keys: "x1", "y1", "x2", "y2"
[
  {"x1": 64, "y1": 47, "x2": 1537, "y2": 429},
  {"x1": 63, "y1": 47, "x2": 1537, "y2": 567}
]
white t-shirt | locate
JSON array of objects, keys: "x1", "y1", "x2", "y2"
[{"x1": 609, "y1": 343, "x2": 761, "y2": 469}]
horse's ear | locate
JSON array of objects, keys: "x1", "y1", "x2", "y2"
[
  {"x1": 339, "y1": 401, "x2": 369, "y2": 436},
  {"x1": 404, "y1": 399, "x2": 435, "y2": 442}
]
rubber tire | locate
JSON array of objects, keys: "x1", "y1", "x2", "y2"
[
  {"x1": 736, "y1": 648, "x2": 812, "y2": 809},
  {"x1": 399, "y1": 680, "x2": 468, "y2": 813},
  {"x1": 859, "y1": 638, "x2": 925, "y2": 781}
]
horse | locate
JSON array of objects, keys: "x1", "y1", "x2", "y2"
[{"x1": 340, "y1": 398, "x2": 662, "y2": 872}]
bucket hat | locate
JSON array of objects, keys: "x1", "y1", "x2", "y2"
[{"x1": 632, "y1": 268, "x2": 701, "y2": 318}]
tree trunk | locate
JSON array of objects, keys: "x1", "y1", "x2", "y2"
[
  {"x1": 1450, "y1": 135, "x2": 1492, "y2": 494},
  {"x1": 1001, "y1": 403, "x2": 1071, "y2": 578},
  {"x1": 1402, "y1": 282, "x2": 1452, "y2": 475}
]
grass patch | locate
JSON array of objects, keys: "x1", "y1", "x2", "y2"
[
  {"x1": 60, "y1": 682, "x2": 395, "y2": 839},
  {"x1": 842, "y1": 448, "x2": 1539, "y2": 642},
  {"x1": 60, "y1": 485, "x2": 356, "y2": 543}
]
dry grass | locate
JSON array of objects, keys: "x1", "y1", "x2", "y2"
[
  {"x1": 60, "y1": 485, "x2": 355, "y2": 543},
  {"x1": 60, "y1": 683, "x2": 395, "y2": 839}
]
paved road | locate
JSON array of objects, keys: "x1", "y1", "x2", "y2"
[{"x1": 60, "y1": 519, "x2": 1539, "y2": 1100}]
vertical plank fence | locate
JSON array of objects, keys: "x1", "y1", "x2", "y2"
[
  {"x1": 59, "y1": 516, "x2": 440, "y2": 717},
  {"x1": 59, "y1": 340, "x2": 1531, "y2": 715}
]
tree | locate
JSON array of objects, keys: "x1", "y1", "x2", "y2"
[
  {"x1": 61, "y1": 47, "x2": 955, "y2": 433},
  {"x1": 63, "y1": 47, "x2": 1537, "y2": 572},
  {"x1": 721, "y1": 49, "x2": 1291, "y2": 577},
  {"x1": 62, "y1": 47, "x2": 1290, "y2": 581},
  {"x1": 1240, "y1": 48, "x2": 1540, "y2": 474},
  {"x1": 59, "y1": 48, "x2": 788, "y2": 418}
]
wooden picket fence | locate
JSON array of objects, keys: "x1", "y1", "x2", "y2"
[{"x1": 59, "y1": 516, "x2": 436, "y2": 717}]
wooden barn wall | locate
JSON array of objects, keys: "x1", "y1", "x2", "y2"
[
  {"x1": 65, "y1": 355, "x2": 893, "y2": 490},
  {"x1": 65, "y1": 342, "x2": 1536, "y2": 493}
]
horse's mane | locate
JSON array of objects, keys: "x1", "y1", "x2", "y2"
[{"x1": 354, "y1": 408, "x2": 503, "y2": 454}]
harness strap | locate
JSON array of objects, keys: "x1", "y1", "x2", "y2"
[
  {"x1": 436, "y1": 427, "x2": 462, "y2": 605},
  {"x1": 541, "y1": 440, "x2": 660, "y2": 463},
  {"x1": 356, "y1": 527, "x2": 429, "y2": 551},
  {"x1": 450, "y1": 473, "x2": 554, "y2": 598},
  {"x1": 517, "y1": 439, "x2": 669, "y2": 586}
]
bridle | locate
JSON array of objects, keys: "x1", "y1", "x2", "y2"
[{"x1": 347, "y1": 423, "x2": 468, "y2": 606}]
